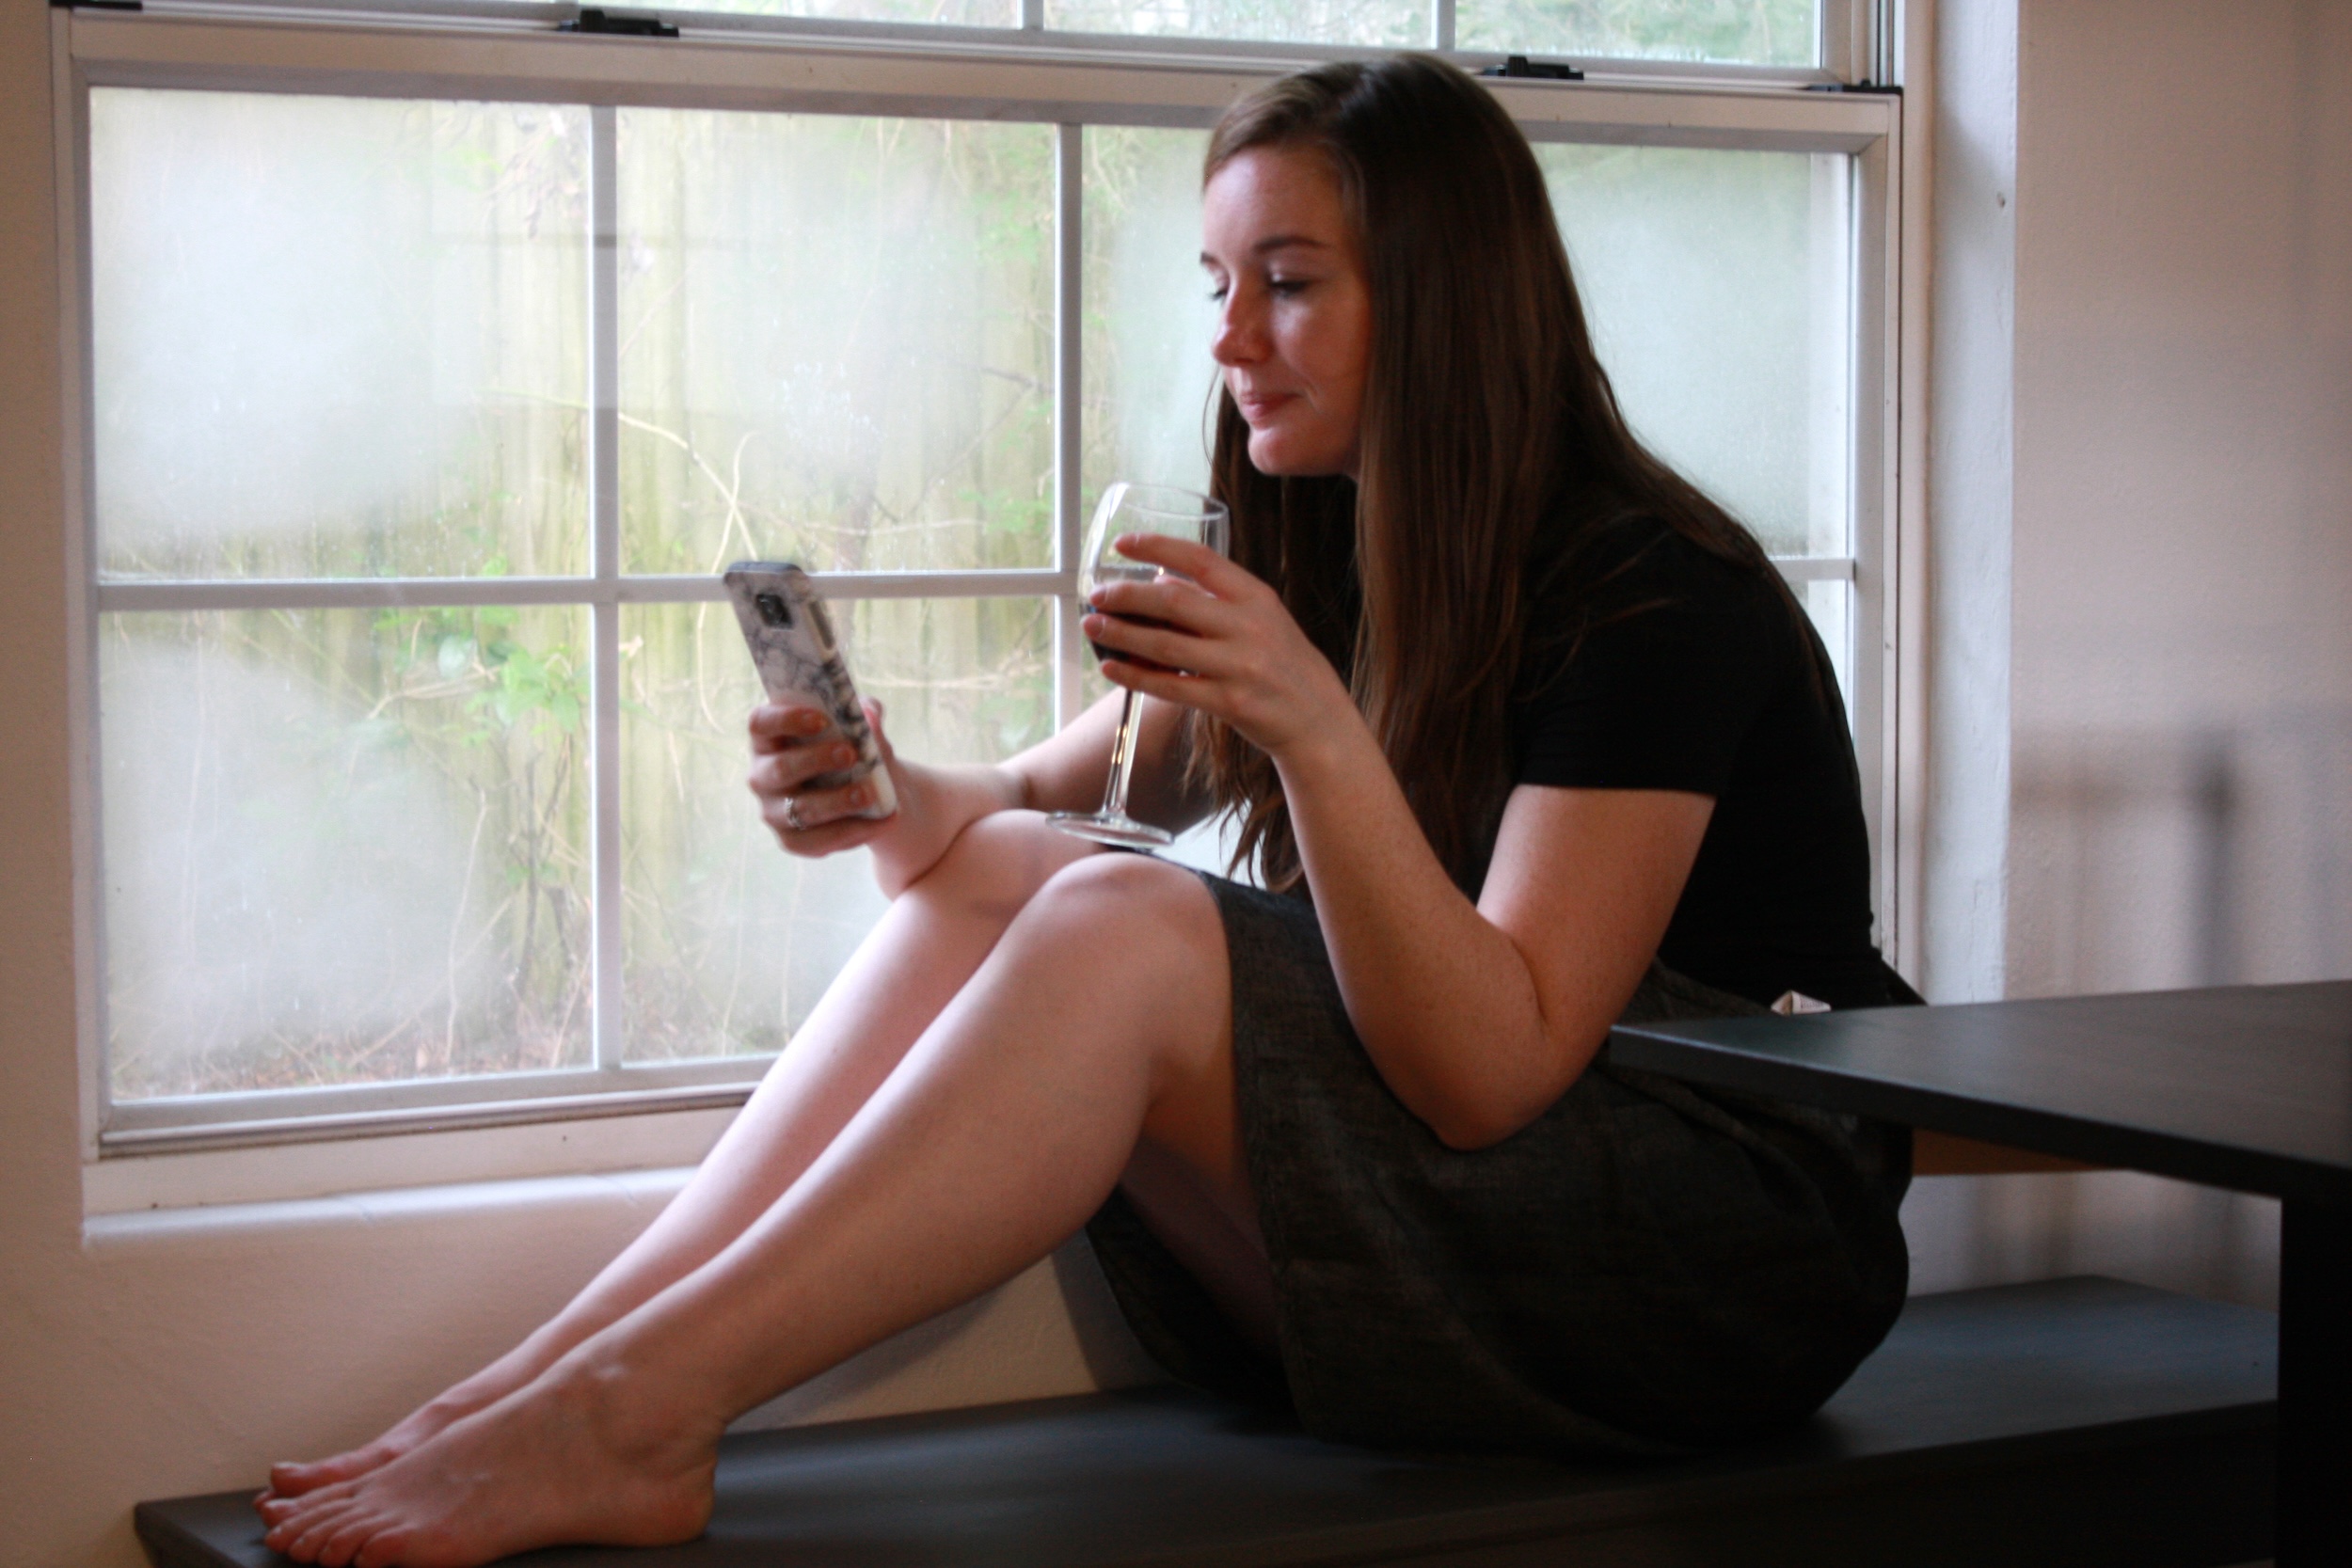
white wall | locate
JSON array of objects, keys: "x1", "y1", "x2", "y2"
[
  {"x1": 1919, "y1": 0, "x2": 2018, "y2": 1006},
  {"x1": 1908, "y1": 0, "x2": 2352, "y2": 1310},
  {"x1": 7, "y1": 0, "x2": 2350, "y2": 1561},
  {"x1": 2009, "y1": 0, "x2": 2352, "y2": 999}
]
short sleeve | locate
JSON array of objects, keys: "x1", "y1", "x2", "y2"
[{"x1": 1514, "y1": 532, "x2": 1779, "y2": 798}]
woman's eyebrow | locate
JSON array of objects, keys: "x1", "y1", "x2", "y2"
[{"x1": 1199, "y1": 234, "x2": 1336, "y2": 267}]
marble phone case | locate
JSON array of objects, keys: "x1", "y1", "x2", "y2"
[{"x1": 723, "y1": 562, "x2": 897, "y2": 820}]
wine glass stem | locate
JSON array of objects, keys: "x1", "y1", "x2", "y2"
[{"x1": 1101, "y1": 688, "x2": 1144, "y2": 821}]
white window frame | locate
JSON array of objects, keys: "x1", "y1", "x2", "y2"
[{"x1": 55, "y1": 0, "x2": 1915, "y2": 1188}]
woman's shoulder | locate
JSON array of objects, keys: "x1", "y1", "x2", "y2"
[
  {"x1": 1529, "y1": 504, "x2": 1782, "y2": 649},
  {"x1": 1512, "y1": 505, "x2": 1826, "y2": 797}
]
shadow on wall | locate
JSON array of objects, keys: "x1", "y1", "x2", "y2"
[
  {"x1": 1904, "y1": 1166, "x2": 2281, "y2": 1311},
  {"x1": 2009, "y1": 715, "x2": 2352, "y2": 998},
  {"x1": 1901, "y1": 714, "x2": 2352, "y2": 1313}
]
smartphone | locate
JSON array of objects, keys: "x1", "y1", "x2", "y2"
[{"x1": 723, "y1": 562, "x2": 897, "y2": 821}]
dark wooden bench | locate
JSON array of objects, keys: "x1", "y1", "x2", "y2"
[{"x1": 136, "y1": 1275, "x2": 2275, "y2": 1568}]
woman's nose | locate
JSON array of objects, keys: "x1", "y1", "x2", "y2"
[{"x1": 1210, "y1": 289, "x2": 1263, "y2": 367}]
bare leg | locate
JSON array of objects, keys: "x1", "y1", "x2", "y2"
[
  {"x1": 266, "y1": 814, "x2": 1100, "y2": 1500},
  {"x1": 257, "y1": 848, "x2": 1256, "y2": 1567}
]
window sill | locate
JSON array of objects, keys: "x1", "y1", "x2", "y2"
[
  {"x1": 82, "y1": 1101, "x2": 739, "y2": 1217},
  {"x1": 82, "y1": 1164, "x2": 694, "y2": 1252}
]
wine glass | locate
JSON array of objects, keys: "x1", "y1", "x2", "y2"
[{"x1": 1047, "y1": 483, "x2": 1230, "y2": 849}]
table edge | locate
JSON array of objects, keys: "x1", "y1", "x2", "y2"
[{"x1": 1606, "y1": 1025, "x2": 2352, "y2": 1208}]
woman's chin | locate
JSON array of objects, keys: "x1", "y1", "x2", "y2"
[{"x1": 1247, "y1": 434, "x2": 1354, "y2": 481}]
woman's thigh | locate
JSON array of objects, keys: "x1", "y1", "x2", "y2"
[
  {"x1": 691, "y1": 813, "x2": 1105, "y2": 1195},
  {"x1": 993, "y1": 851, "x2": 1243, "y2": 1193},
  {"x1": 991, "y1": 852, "x2": 1274, "y2": 1350}
]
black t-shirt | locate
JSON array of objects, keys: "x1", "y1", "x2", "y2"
[{"x1": 1508, "y1": 515, "x2": 1888, "y2": 1010}]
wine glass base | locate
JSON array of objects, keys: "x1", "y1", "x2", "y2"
[{"x1": 1044, "y1": 812, "x2": 1176, "y2": 849}]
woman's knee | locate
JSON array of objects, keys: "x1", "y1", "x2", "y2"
[
  {"x1": 1005, "y1": 855, "x2": 1239, "y2": 1173},
  {"x1": 1014, "y1": 853, "x2": 1230, "y2": 999},
  {"x1": 904, "y1": 810, "x2": 1094, "y2": 923}
]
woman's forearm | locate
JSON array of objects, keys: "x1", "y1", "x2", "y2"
[
  {"x1": 871, "y1": 694, "x2": 1207, "y2": 899},
  {"x1": 1000, "y1": 691, "x2": 1212, "y2": 828}
]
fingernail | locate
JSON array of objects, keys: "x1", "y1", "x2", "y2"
[
  {"x1": 832, "y1": 744, "x2": 857, "y2": 767},
  {"x1": 849, "y1": 784, "x2": 870, "y2": 806},
  {"x1": 794, "y1": 711, "x2": 826, "y2": 734}
]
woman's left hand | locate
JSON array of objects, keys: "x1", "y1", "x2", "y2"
[{"x1": 1082, "y1": 532, "x2": 1359, "y2": 763}]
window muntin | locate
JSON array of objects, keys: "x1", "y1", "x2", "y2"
[{"x1": 70, "y1": 18, "x2": 1895, "y2": 1151}]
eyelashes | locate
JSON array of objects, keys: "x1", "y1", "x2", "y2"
[{"x1": 1204, "y1": 277, "x2": 1312, "y2": 304}]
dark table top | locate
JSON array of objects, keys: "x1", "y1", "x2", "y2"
[{"x1": 1608, "y1": 979, "x2": 2352, "y2": 1207}]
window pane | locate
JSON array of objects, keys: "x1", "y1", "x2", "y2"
[
  {"x1": 89, "y1": 90, "x2": 588, "y2": 582},
  {"x1": 1046, "y1": 0, "x2": 1423, "y2": 48},
  {"x1": 621, "y1": 596, "x2": 1053, "y2": 1063},
  {"x1": 1543, "y1": 143, "x2": 1850, "y2": 557},
  {"x1": 103, "y1": 606, "x2": 592, "y2": 1101},
  {"x1": 676, "y1": 0, "x2": 1013, "y2": 21},
  {"x1": 1460, "y1": 0, "x2": 1818, "y2": 67},
  {"x1": 1080, "y1": 133, "x2": 1851, "y2": 560},
  {"x1": 1083, "y1": 127, "x2": 1216, "y2": 513},
  {"x1": 619, "y1": 112, "x2": 1055, "y2": 575}
]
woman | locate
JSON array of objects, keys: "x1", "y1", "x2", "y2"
[{"x1": 256, "y1": 55, "x2": 1908, "y2": 1568}]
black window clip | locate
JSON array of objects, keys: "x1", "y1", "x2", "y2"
[
  {"x1": 1479, "y1": 55, "x2": 1585, "y2": 82},
  {"x1": 564, "y1": 8, "x2": 678, "y2": 36},
  {"x1": 1804, "y1": 79, "x2": 1902, "y2": 95},
  {"x1": 50, "y1": 1, "x2": 147, "y2": 11}
]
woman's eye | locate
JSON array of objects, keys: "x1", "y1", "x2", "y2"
[{"x1": 1268, "y1": 277, "x2": 1309, "y2": 296}]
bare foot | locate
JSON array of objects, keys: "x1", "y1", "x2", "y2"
[
  {"x1": 259, "y1": 1357, "x2": 542, "y2": 1503},
  {"x1": 254, "y1": 1358, "x2": 720, "y2": 1568}
]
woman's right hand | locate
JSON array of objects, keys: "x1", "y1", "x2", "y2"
[{"x1": 748, "y1": 699, "x2": 1019, "y2": 898}]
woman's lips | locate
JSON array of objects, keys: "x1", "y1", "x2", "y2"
[{"x1": 1233, "y1": 389, "x2": 1297, "y2": 424}]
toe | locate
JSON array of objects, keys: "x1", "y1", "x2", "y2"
[
  {"x1": 261, "y1": 1478, "x2": 352, "y2": 1530},
  {"x1": 271, "y1": 1448, "x2": 381, "y2": 1498},
  {"x1": 319, "y1": 1513, "x2": 377, "y2": 1568},
  {"x1": 284, "y1": 1501, "x2": 359, "y2": 1564},
  {"x1": 353, "y1": 1524, "x2": 411, "y2": 1568}
]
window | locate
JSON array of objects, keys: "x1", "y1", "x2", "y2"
[{"x1": 59, "y1": 0, "x2": 1903, "y2": 1157}]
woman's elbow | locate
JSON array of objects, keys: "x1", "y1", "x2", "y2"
[
  {"x1": 1428, "y1": 1107, "x2": 1528, "y2": 1152},
  {"x1": 1419, "y1": 1034, "x2": 1609, "y2": 1151}
]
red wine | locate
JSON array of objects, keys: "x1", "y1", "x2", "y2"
[{"x1": 1088, "y1": 610, "x2": 1178, "y2": 672}]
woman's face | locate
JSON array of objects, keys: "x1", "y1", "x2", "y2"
[{"x1": 1201, "y1": 146, "x2": 1373, "y2": 481}]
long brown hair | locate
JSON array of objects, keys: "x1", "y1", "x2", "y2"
[{"x1": 1194, "y1": 54, "x2": 1816, "y2": 893}]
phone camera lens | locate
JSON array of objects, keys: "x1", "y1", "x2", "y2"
[{"x1": 755, "y1": 592, "x2": 793, "y2": 629}]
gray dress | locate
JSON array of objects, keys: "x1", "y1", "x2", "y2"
[{"x1": 1086, "y1": 876, "x2": 1913, "y2": 1460}]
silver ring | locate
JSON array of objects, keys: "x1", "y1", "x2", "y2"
[{"x1": 783, "y1": 797, "x2": 806, "y2": 833}]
